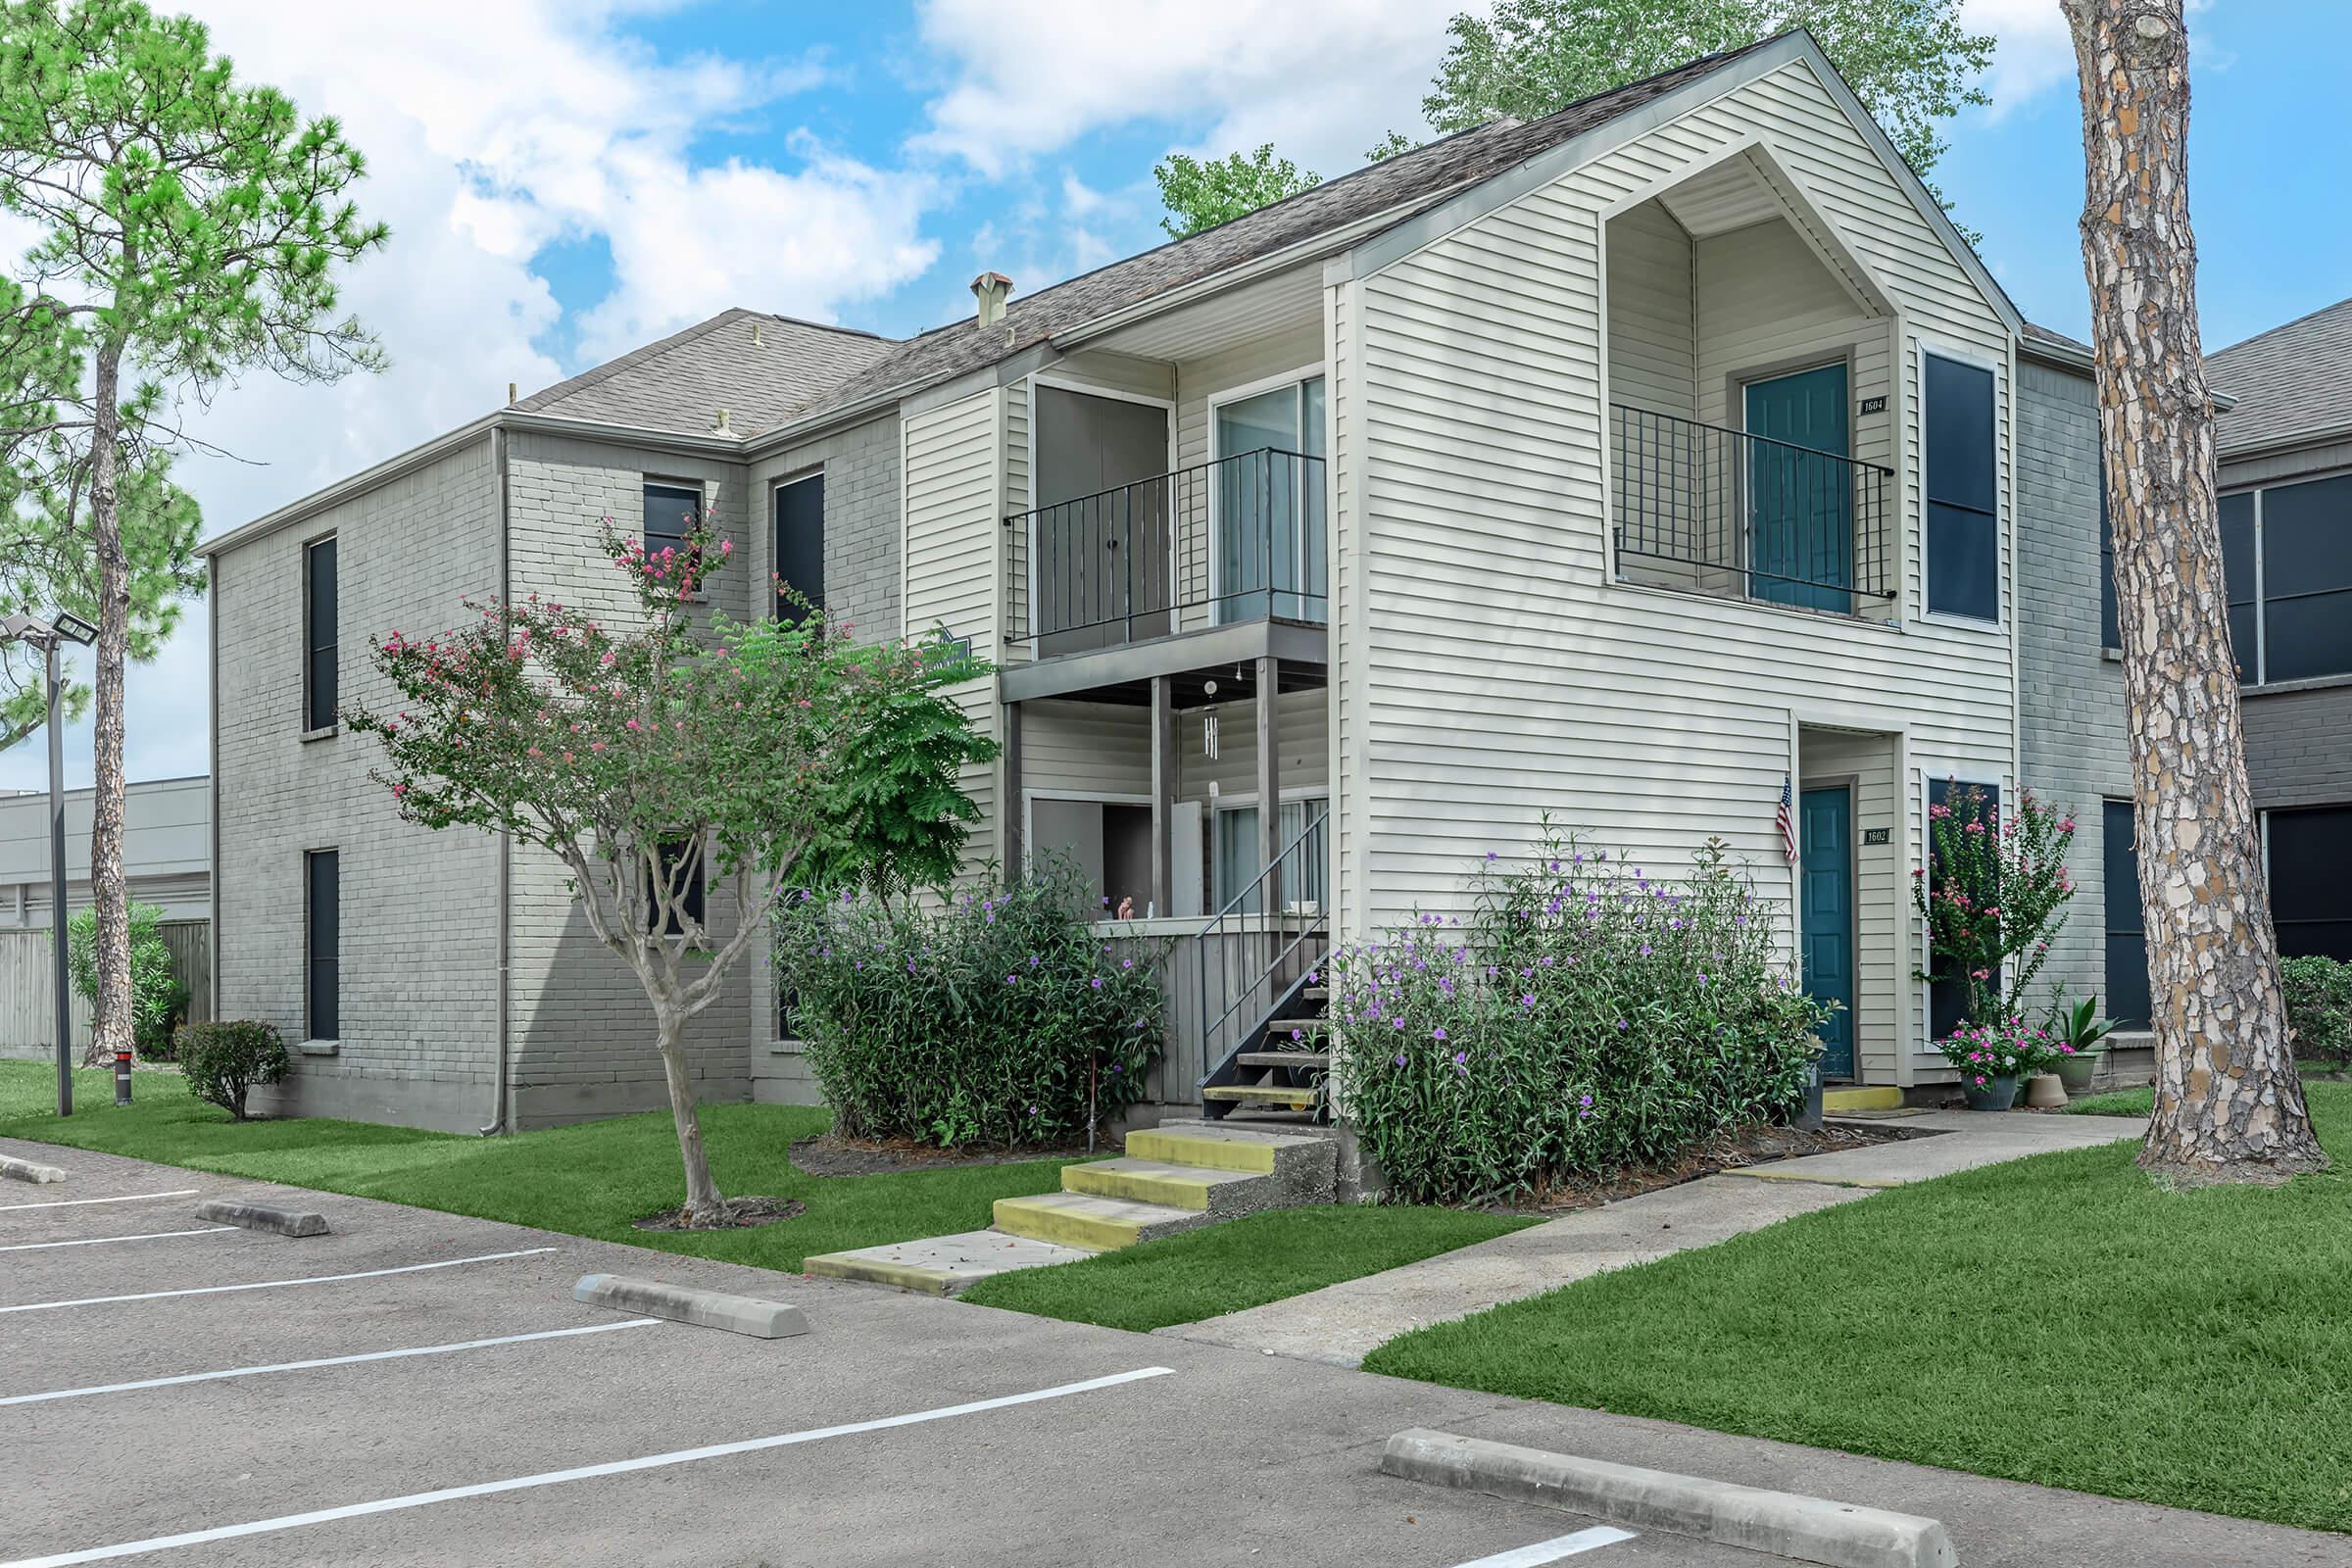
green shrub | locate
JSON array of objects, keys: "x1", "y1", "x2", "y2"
[
  {"x1": 1334, "y1": 822, "x2": 1826, "y2": 1204},
  {"x1": 775, "y1": 861, "x2": 1164, "y2": 1148},
  {"x1": 2282, "y1": 956, "x2": 2352, "y2": 1073},
  {"x1": 64, "y1": 902, "x2": 188, "y2": 1058},
  {"x1": 175, "y1": 1021, "x2": 288, "y2": 1120}
]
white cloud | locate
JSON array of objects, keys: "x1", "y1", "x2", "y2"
[
  {"x1": 0, "y1": 0, "x2": 945, "y2": 792},
  {"x1": 1962, "y1": 0, "x2": 2082, "y2": 117},
  {"x1": 911, "y1": 0, "x2": 1460, "y2": 177}
]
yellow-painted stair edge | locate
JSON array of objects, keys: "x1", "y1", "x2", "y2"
[
  {"x1": 1124, "y1": 1129, "x2": 1278, "y2": 1174},
  {"x1": 1823, "y1": 1085, "x2": 1903, "y2": 1112},
  {"x1": 803, "y1": 1251, "x2": 956, "y2": 1295},
  {"x1": 1060, "y1": 1163, "x2": 1217, "y2": 1210},
  {"x1": 991, "y1": 1195, "x2": 1141, "y2": 1251}
]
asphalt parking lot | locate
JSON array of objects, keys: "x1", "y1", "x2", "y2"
[{"x1": 4, "y1": 1138, "x2": 2342, "y2": 1568}]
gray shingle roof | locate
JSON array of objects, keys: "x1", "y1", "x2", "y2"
[
  {"x1": 2206, "y1": 296, "x2": 2352, "y2": 455},
  {"x1": 516, "y1": 308, "x2": 895, "y2": 437},
  {"x1": 770, "y1": 35, "x2": 1784, "y2": 432},
  {"x1": 2021, "y1": 320, "x2": 2092, "y2": 363}
]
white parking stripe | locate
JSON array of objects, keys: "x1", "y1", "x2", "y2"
[
  {"x1": 0, "y1": 1188, "x2": 199, "y2": 1213},
  {"x1": 0, "y1": 1365, "x2": 1177, "y2": 1567},
  {"x1": 1448, "y1": 1527, "x2": 1640, "y2": 1568},
  {"x1": 0, "y1": 1247, "x2": 557, "y2": 1315},
  {"x1": 1, "y1": 1318, "x2": 662, "y2": 1406},
  {"x1": 0, "y1": 1227, "x2": 236, "y2": 1254}
]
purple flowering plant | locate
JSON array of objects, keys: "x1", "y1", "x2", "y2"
[{"x1": 1330, "y1": 819, "x2": 1826, "y2": 1203}]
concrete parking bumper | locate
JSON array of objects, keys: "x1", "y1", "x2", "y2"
[
  {"x1": 573, "y1": 1273, "x2": 810, "y2": 1339},
  {"x1": 195, "y1": 1197, "x2": 331, "y2": 1238},
  {"x1": 2, "y1": 1152, "x2": 68, "y2": 1184},
  {"x1": 1382, "y1": 1429, "x2": 1959, "y2": 1568}
]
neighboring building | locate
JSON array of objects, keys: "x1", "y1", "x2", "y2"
[
  {"x1": 0, "y1": 775, "x2": 212, "y2": 1057},
  {"x1": 2205, "y1": 299, "x2": 2352, "y2": 964},
  {"x1": 209, "y1": 30, "x2": 2148, "y2": 1129}
]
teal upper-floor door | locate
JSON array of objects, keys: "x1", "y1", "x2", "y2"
[
  {"x1": 1800, "y1": 783, "x2": 1856, "y2": 1080},
  {"x1": 1745, "y1": 364, "x2": 1852, "y2": 612}
]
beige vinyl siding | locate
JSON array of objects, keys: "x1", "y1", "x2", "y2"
[
  {"x1": 903, "y1": 390, "x2": 1003, "y2": 874},
  {"x1": 1021, "y1": 701, "x2": 1153, "y2": 798},
  {"x1": 1340, "y1": 55, "x2": 2015, "y2": 1077},
  {"x1": 1604, "y1": 201, "x2": 1696, "y2": 419}
]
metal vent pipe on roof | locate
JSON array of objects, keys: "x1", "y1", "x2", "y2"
[{"x1": 971, "y1": 270, "x2": 1013, "y2": 326}]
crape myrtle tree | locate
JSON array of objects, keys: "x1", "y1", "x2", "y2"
[
  {"x1": 0, "y1": 0, "x2": 386, "y2": 1069},
  {"x1": 346, "y1": 521, "x2": 996, "y2": 1226},
  {"x1": 2063, "y1": 0, "x2": 2326, "y2": 1183}
]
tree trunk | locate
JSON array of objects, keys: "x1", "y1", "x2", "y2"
[
  {"x1": 655, "y1": 1006, "x2": 727, "y2": 1225},
  {"x1": 2064, "y1": 0, "x2": 2328, "y2": 1183},
  {"x1": 85, "y1": 340, "x2": 132, "y2": 1072}
]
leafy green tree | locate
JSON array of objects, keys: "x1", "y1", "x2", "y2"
[
  {"x1": 1154, "y1": 145, "x2": 1321, "y2": 238},
  {"x1": 64, "y1": 899, "x2": 185, "y2": 1055},
  {"x1": 1415, "y1": 0, "x2": 1992, "y2": 194},
  {"x1": 0, "y1": 0, "x2": 387, "y2": 1070},
  {"x1": 347, "y1": 522, "x2": 996, "y2": 1227}
]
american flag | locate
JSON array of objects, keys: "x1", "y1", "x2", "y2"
[{"x1": 1776, "y1": 775, "x2": 1799, "y2": 863}]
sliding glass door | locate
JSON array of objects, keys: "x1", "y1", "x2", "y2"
[{"x1": 1214, "y1": 376, "x2": 1326, "y2": 623}]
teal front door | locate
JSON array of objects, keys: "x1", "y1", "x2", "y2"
[
  {"x1": 1745, "y1": 364, "x2": 1852, "y2": 612},
  {"x1": 1799, "y1": 783, "x2": 1857, "y2": 1079}
]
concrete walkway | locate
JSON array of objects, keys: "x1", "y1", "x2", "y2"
[{"x1": 1164, "y1": 1109, "x2": 2149, "y2": 1367}]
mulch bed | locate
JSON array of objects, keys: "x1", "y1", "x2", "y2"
[
  {"x1": 632, "y1": 1195, "x2": 806, "y2": 1231},
  {"x1": 1487, "y1": 1121, "x2": 1923, "y2": 1216},
  {"x1": 788, "y1": 1132, "x2": 1097, "y2": 1178}
]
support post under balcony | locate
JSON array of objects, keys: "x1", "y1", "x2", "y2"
[
  {"x1": 1151, "y1": 674, "x2": 1175, "y2": 919},
  {"x1": 1257, "y1": 654, "x2": 1280, "y2": 916},
  {"x1": 1002, "y1": 700, "x2": 1024, "y2": 873}
]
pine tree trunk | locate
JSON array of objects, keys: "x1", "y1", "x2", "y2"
[
  {"x1": 85, "y1": 340, "x2": 133, "y2": 1073},
  {"x1": 655, "y1": 1007, "x2": 727, "y2": 1226},
  {"x1": 2064, "y1": 0, "x2": 2328, "y2": 1183}
]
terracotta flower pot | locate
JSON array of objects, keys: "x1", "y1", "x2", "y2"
[
  {"x1": 1962, "y1": 1074, "x2": 2019, "y2": 1111},
  {"x1": 2026, "y1": 1072, "x2": 2069, "y2": 1109}
]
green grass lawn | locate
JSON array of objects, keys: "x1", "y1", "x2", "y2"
[
  {"x1": 0, "y1": 1062, "x2": 1076, "y2": 1274},
  {"x1": 2064, "y1": 1086, "x2": 2155, "y2": 1116},
  {"x1": 961, "y1": 1202, "x2": 1535, "y2": 1332},
  {"x1": 1365, "y1": 1081, "x2": 2352, "y2": 1534}
]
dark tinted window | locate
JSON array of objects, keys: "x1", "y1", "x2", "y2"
[
  {"x1": 306, "y1": 849, "x2": 339, "y2": 1041},
  {"x1": 1928, "y1": 776, "x2": 2001, "y2": 1039},
  {"x1": 2259, "y1": 474, "x2": 2352, "y2": 683},
  {"x1": 2219, "y1": 490, "x2": 2257, "y2": 679},
  {"x1": 774, "y1": 473, "x2": 826, "y2": 619},
  {"x1": 305, "y1": 537, "x2": 337, "y2": 731},
  {"x1": 643, "y1": 481, "x2": 701, "y2": 560},
  {"x1": 1925, "y1": 354, "x2": 1997, "y2": 619},
  {"x1": 649, "y1": 837, "x2": 707, "y2": 936},
  {"x1": 2270, "y1": 806, "x2": 2352, "y2": 960},
  {"x1": 2102, "y1": 800, "x2": 2149, "y2": 1029}
]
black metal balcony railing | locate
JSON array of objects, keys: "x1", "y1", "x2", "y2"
[
  {"x1": 1611, "y1": 404, "x2": 1893, "y2": 612},
  {"x1": 1005, "y1": 447, "x2": 1327, "y2": 655}
]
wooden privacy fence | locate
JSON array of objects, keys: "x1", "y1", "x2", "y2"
[{"x1": 0, "y1": 920, "x2": 210, "y2": 1057}]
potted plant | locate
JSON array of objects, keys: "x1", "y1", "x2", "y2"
[
  {"x1": 2045, "y1": 993, "x2": 2116, "y2": 1095},
  {"x1": 1937, "y1": 1018, "x2": 2060, "y2": 1111}
]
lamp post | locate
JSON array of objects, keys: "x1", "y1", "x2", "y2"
[{"x1": 2, "y1": 611, "x2": 98, "y2": 1116}]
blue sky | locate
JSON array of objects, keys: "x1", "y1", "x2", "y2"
[{"x1": 2, "y1": 0, "x2": 2339, "y2": 791}]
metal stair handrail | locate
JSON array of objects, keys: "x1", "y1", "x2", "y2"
[{"x1": 1194, "y1": 804, "x2": 1331, "y2": 1095}]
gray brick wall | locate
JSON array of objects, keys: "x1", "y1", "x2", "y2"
[
  {"x1": 746, "y1": 414, "x2": 903, "y2": 641},
  {"x1": 215, "y1": 436, "x2": 505, "y2": 1133},
  {"x1": 502, "y1": 431, "x2": 760, "y2": 1128},
  {"x1": 2242, "y1": 684, "x2": 2352, "y2": 811},
  {"x1": 2015, "y1": 357, "x2": 2132, "y2": 1013}
]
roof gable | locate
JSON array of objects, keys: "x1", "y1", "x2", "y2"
[{"x1": 518, "y1": 308, "x2": 895, "y2": 438}]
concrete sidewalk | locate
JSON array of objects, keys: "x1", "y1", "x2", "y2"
[{"x1": 1165, "y1": 1110, "x2": 2148, "y2": 1367}]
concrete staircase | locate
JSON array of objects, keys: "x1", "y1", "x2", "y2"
[{"x1": 804, "y1": 1121, "x2": 1338, "y2": 1296}]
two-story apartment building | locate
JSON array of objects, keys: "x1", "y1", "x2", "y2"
[{"x1": 207, "y1": 30, "x2": 2143, "y2": 1132}]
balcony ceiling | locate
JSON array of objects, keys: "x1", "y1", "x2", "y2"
[
  {"x1": 1654, "y1": 150, "x2": 1788, "y2": 238},
  {"x1": 1075, "y1": 264, "x2": 1323, "y2": 363}
]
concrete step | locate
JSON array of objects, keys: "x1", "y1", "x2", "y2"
[
  {"x1": 1125, "y1": 1122, "x2": 1340, "y2": 1198},
  {"x1": 1061, "y1": 1156, "x2": 1265, "y2": 1212},
  {"x1": 991, "y1": 1190, "x2": 1205, "y2": 1250},
  {"x1": 804, "y1": 1230, "x2": 1093, "y2": 1297},
  {"x1": 1237, "y1": 1050, "x2": 1330, "y2": 1069},
  {"x1": 1823, "y1": 1085, "x2": 1903, "y2": 1113},
  {"x1": 1205, "y1": 1083, "x2": 1318, "y2": 1110}
]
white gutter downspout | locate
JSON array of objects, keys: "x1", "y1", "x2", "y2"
[{"x1": 482, "y1": 424, "x2": 514, "y2": 1137}]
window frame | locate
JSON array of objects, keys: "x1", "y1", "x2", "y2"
[
  {"x1": 1918, "y1": 768, "x2": 2006, "y2": 1047},
  {"x1": 2234, "y1": 469, "x2": 2352, "y2": 687},
  {"x1": 2100, "y1": 799, "x2": 2150, "y2": 1029},
  {"x1": 1919, "y1": 345, "x2": 2003, "y2": 627},
  {"x1": 647, "y1": 835, "x2": 708, "y2": 938},
  {"x1": 2263, "y1": 804, "x2": 2352, "y2": 960},
  {"x1": 641, "y1": 478, "x2": 705, "y2": 577},
  {"x1": 304, "y1": 847, "x2": 339, "y2": 1044},
  {"x1": 302, "y1": 533, "x2": 338, "y2": 736},
  {"x1": 1211, "y1": 789, "x2": 1332, "y2": 914},
  {"x1": 1206, "y1": 364, "x2": 1328, "y2": 626}
]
